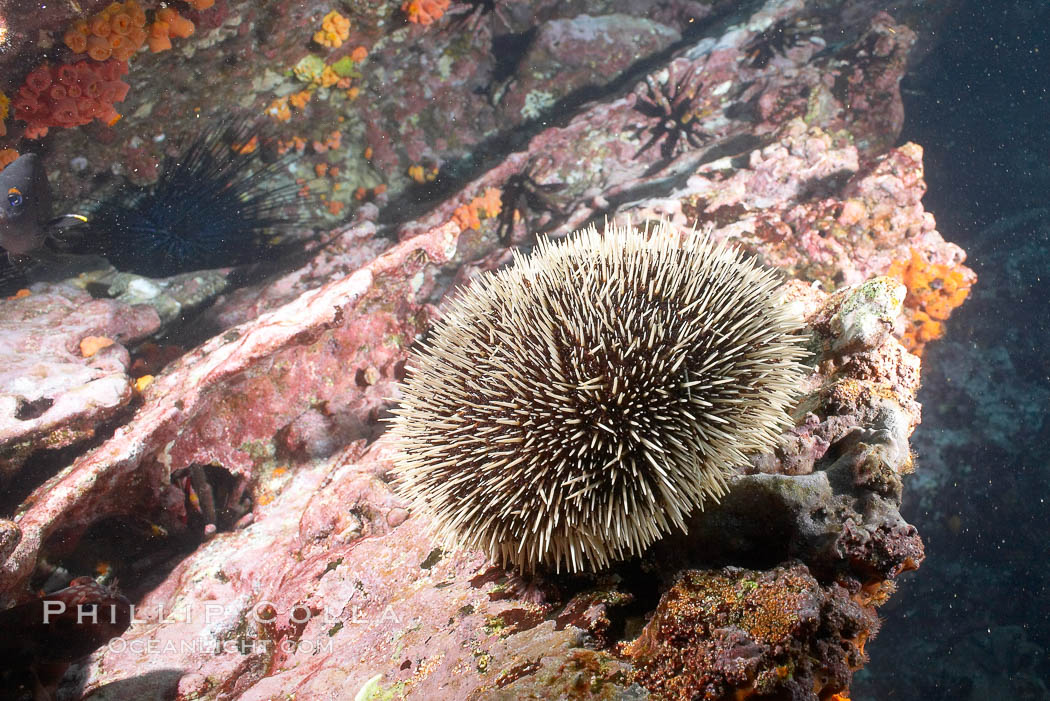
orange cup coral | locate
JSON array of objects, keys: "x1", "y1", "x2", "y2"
[
  {"x1": 12, "y1": 59, "x2": 130, "y2": 138},
  {"x1": 314, "y1": 10, "x2": 351, "y2": 48},
  {"x1": 403, "y1": 0, "x2": 450, "y2": 26},
  {"x1": 64, "y1": 1, "x2": 149, "y2": 59}
]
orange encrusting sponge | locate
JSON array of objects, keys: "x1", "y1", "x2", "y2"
[
  {"x1": 887, "y1": 247, "x2": 973, "y2": 356},
  {"x1": 451, "y1": 187, "x2": 502, "y2": 231}
]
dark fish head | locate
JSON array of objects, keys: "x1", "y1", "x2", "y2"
[{"x1": 0, "y1": 153, "x2": 52, "y2": 256}]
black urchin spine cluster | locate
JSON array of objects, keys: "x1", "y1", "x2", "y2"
[
  {"x1": 75, "y1": 118, "x2": 300, "y2": 278},
  {"x1": 392, "y1": 221, "x2": 806, "y2": 573}
]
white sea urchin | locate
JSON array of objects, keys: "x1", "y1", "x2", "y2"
[{"x1": 391, "y1": 221, "x2": 806, "y2": 572}]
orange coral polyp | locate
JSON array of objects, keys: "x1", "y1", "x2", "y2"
[
  {"x1": 154, "y1": 9, "x2": 195, "y2": 39},
  {"x1": 169, "y1": 15, "x2": 195, "y2": 38},
  {"x1": 52, "y1": 98, "x2": 80, "y2": 126},
  {"x1": 111, "y1": 12, "x2": 133, "y2": 35},
  {"x1": 25, "y1": 68, "x2": 52, "y2": 93},
  {"x1": 14, "y1": 58, "x2": 130, "y2": 137},
  {"x1": 87, "y1": 35, "x2": 113, "y2": 61},
  {"x1": 56, "y1": 64, "x2": 80, "y2": 85},
  {"x1": 149, "y1": 28, "x2": 172, "y2": 52},
  {"x1": 128, "y1": 6, "x2": 147, "y2": 27},
  {"x1": 403, "y1": 0, "x2": 450, "y2": 25},
  {"x1": 127, "y1": 25, "x2": 147, "y2": 46},
  {"x1": 89, "y1": 15, "x2": 112, "y2": 37},
  {"x1": 64, "y1": 29, "x2": 89, "y2": 53}
]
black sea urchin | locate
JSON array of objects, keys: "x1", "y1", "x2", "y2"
[
  {"x1": 73, "y1": 119, "x2": 301, "y2": 278},
  {"x1": 391, "y1": 221, "x2": 806, "y2": 573}
]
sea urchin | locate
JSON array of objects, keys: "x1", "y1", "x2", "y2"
[
  {"x1": 391, "y1": 221, "x2": 806, "y2": 572},
  {"x1": 72, "y1": 118, "x2": 301, "y2": 278}
]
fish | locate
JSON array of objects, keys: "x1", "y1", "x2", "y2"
[{"x1": 0, "y1": 153, "x2": 52, "y2": 257}]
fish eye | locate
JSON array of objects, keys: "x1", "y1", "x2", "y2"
[{"x1": 7, "y1": 188, "x2": 22, "y2": 208}]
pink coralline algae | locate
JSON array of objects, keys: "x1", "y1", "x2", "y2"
[
  {"x1": 0, "y1": 286, "x2": 159, "y2": 481},
  {"x1": 0, "y1": 0, "x2": 975, "y2": 699}
]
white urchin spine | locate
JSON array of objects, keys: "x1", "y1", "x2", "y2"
[{"x1": 391, "y1": 221, "x2": 807, "y2": 573}]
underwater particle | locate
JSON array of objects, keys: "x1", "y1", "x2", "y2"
[
  {"x1": 71, "y1": 118, "x2": 303, "y2": 278},
  {"x1": 402, "y1": 0, "x2": 450, "y2": 26},
  {"x1": 314, "y1": 10, "x2": 351, "y2": 49},
  {"x1": 391, "y1": 221, "x2": 807, "y2": 573}
]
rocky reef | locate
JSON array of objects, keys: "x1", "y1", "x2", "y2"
[{"x1": 0, "y1": 0, "x2": 974, "y2": 699}]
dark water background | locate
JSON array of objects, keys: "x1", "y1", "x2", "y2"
[{"x1": 855, "y1": 1, "x2": 1050, "y2": 697}]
